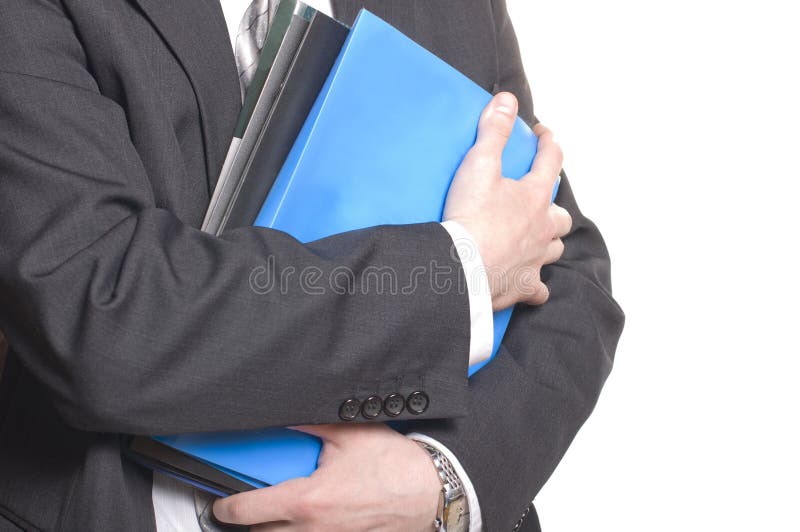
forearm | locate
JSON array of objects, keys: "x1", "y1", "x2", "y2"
[{"x1": 0, "y1": 70, "x2": 471, "y2": 435}]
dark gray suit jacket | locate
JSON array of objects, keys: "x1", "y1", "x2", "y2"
[{"x1": 0, "y1": 0, "x2": 624, "y2": 530}]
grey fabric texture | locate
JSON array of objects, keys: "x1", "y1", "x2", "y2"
[
  {"x1": 0, "y1": 332, "x2": 6, "y2": 378},
  {"x1": 0, "y1": 1, "x2": 623, "y2": 531}
]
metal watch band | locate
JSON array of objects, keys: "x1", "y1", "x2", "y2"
[{"x1": 415, "y1": 441, "x2": 470, "y2": 532}]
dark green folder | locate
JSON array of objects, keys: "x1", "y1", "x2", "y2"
[
  {"x1": 202, "y1": 0, "x2": 309, "y2": 234},
  {"x1": 219, "y1": 10, "x2": 348, "y2": 232}
]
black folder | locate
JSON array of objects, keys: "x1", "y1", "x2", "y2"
[
  {"x1": 217, "y1": 9, "x2": 348, "y2": 233},
  {"x1": 125, "y1": 436, "x2": 257, "y2": 496},
  {"x1": 202, "y1": 0, "x2": 310, "y2": 235}
]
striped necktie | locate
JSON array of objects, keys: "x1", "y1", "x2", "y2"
[{"x1": 234, "y1": 0, "x2": 277, "y2": 101}]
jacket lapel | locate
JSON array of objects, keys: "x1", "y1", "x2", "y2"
[
  {"x1": 130, "y1": 0, "x2": 242, "y2": 194},
  {"x1": 129, "y1": 0, "x2": 418, "y2": 194}
]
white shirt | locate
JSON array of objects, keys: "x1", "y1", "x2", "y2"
[{"x1": 153, "y1": 2, "x2": 489, "y2": 530}]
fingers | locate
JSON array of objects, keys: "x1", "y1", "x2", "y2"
[
  {"x1": 525, "y1": 282, "x2": 550, "y2": 306},
  {"x1": 550, "y1": 204, "x2": 573, "y2": 238},
  {"x1": 213, "y1": 478, "x2": 309, "y2": 525},
  {"x1": 543, "y1": 238, "x2": 565, "y2": 265},
  {"x1": 519, "y1": 226, "x2": 567, "y2": 306},
  {"x1": 468, "y1": 92, "x2": 519, "y2": 170},
  {"x1": 529, "y1": 230, "x2": 569, "y2": 303},
  {"x1": 524, "y1": 124, "x2": 563, "y2": 193},
  {"x1": 287, "y1": 424, "x2": 342, "y2": 441}
]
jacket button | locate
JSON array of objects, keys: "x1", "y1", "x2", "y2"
[
  {"x1": 339, "y1": 398, "x2": 361, "y2": 421},
  {"x1": 361, "y1": 395, "x2": 383, "y2": 419},
  {"x1": 384, "y1": 393, "x2": 405, "y2": 417},
  {"x1": 406, "y1": 391, "x2": 429, "y2": 414}
]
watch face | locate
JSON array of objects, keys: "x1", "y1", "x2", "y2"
[{"x1": 443, "y1": 495, "x2": 470, "y2": 532}]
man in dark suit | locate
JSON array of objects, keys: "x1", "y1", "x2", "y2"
[{"x1": 0, "y1": 0, "x2": 624, "y2": 530}]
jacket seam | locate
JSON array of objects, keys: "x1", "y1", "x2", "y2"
[
  {"x1": 0, "y1": 502, "x2": 41, "y2": 532},
  {"x1": 0, "y1": 69, "x2": 99, "y2": 97},
  {"x1": 54, "y1": 468, "x2": 81, "y2": 532}
]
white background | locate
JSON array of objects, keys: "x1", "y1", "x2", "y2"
[{"x1": 506, "y1": 0, "x2": 800, "y2": 530}]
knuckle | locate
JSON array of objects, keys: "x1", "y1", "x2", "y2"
[
  {"x1": 553, "y1": 238, "x2": 565, "y2": 257},
  {"x1": 532, "y1": 283, "x2": 550, "y2": 304},
  {"x1": 466, "y1": 147, "x2": 500, "y2": 174},
  {"x1": 553, "y1": 142, "x2": 564, "y2": 164},
  {"x1": 563, "y1": 209, "x2": 573, "y2": 227},
  {"x1": 294, "y1": 487, "x2": 329, "y2": 517},
  {"x1": 469, "y1": 148, "x2": 494, "y2": 166},
  {"x1": 485, "y1": 112, "x2": 514, "y2": 136},
  {"x1": 534, "y1": 187, "x2": 551, "y2": 206},
  {"x1": 552, "y1": 204, "x2": 571, "y2": 222},
  {"x1": 526, "y1": 182, "x2": 550, "y2": 205},
  {"x1": 539, "y1": 289, "x2": 551, "y2": 304},
  {"x1": 542, "y1": 217, "x2": 557, "y2": 241}
]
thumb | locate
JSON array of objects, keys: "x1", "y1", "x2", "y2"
[{"x1": 473, "y1": 92, "x2": 518, "y2": 159}]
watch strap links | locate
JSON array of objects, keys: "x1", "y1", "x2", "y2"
[{"x1": 415, "y1": 440, "x2": 470, "y2": 532}]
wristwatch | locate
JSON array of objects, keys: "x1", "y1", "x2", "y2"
[{"x1": 415, "y1": 441, "x2": 470, "y2": 532}]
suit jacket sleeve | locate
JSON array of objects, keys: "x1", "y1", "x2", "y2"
[
  {"x1": 0, "y1": 2, "x2": 471, "y2": 435},
  {"x1": 401, "y1": 1, "x2": 626, "y2": 530}
]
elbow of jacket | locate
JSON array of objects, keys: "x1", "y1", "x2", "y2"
[
  {"x1": 577, "y1": 290, "x2": 625, "y2": 422},
  {"x1": 553, "y1": 271, "x2": 625, "y2": 423},
  {"x1": 52, "y1": 361, "x2": 153, "y2": 434},
  {"x1": 57, "y1": 388, "x2": 138, "y2": 434}
]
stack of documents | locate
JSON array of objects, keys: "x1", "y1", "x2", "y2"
[
  {"x1": 126, "y1": 3, "x2": 550, "y2": 496},
  {"x1": 203, "y1": 0, "x2": 349, "y2": 234}
]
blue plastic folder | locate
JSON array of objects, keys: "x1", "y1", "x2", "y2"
[{"x1": 155, "y1": 9, "x2": 557, "y2": 493}]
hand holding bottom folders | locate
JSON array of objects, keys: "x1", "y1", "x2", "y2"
[
  {"x1": 212, "y1": 424, "x2": 441, "y2": 532},
  {"x1": 444, "y1": 92, "x2": 572, "y2": 310}
]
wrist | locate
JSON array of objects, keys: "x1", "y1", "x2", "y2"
[
  {"x1": 414, "y1": 440, "x2": 471, "y2": 532},
  {"x1": 409, "y1": 436, "x2": 449, "y2": 524},
  {"x1": 439, "y1": 220, "x2": 494, "y2": 366},
  {"x1": 441, "y1": 218, "x2": 506, "y2": 310}
]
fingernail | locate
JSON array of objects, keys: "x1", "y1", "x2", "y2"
[
  {"x1": 495, "y1": 92, "x2": 517, "y2": 116},
  {"x1": 212, "y1": 500, "x2": 226, "y2": 520}
]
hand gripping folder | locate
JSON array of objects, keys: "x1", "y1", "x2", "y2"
[{"x1": 130, "y1": 9, "x2": 559, "y2": 496}]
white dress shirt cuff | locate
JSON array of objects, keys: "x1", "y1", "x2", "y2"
[
  {"x1": 439, "y1": 220, "x2": 494, "y2": 368},
  {"x1": 407, "y1": 433, "x2": 483, "y2": 532}
]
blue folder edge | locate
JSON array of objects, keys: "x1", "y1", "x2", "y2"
[{"x1": 154, "y1": 8, "x2": 559, "y2": 491}]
